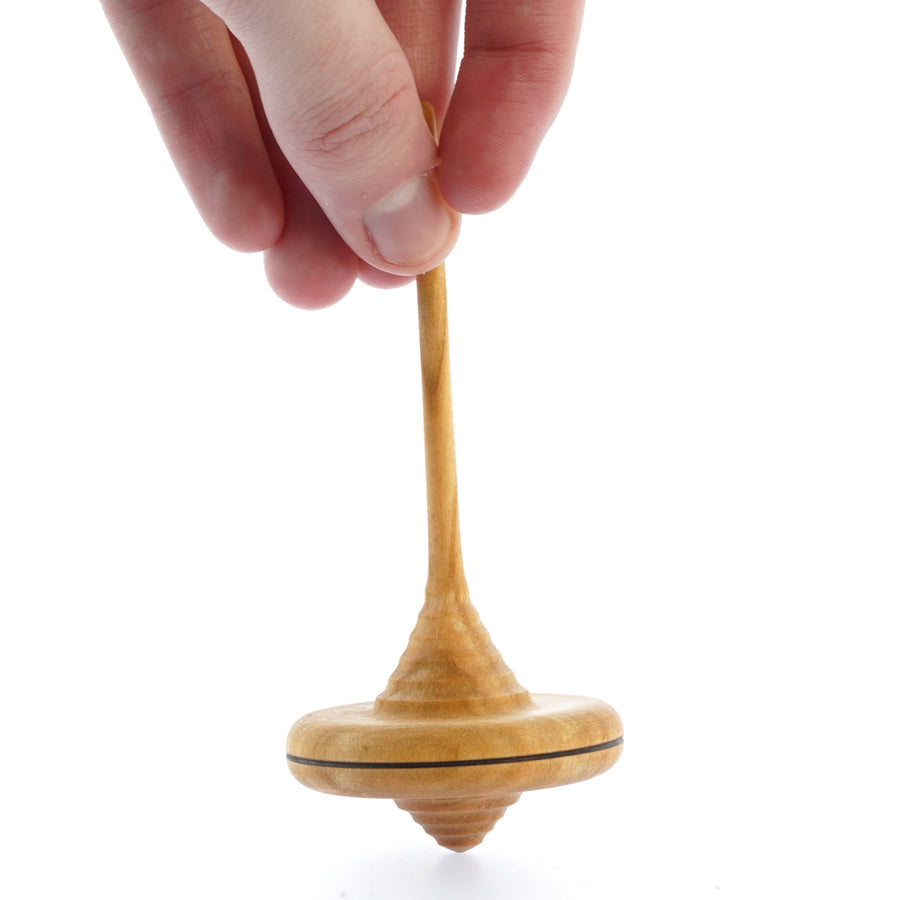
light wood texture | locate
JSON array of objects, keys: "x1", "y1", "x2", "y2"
[
  {"x1": 286, "y1": 104, "x2": 622, "y2": 851},
  {"x1": 374, "y1": 257, "x2": 532, "y2": 719},
  {"x1": 395, "y1": 795, "x2": 521, "y2": 853},
  {"x1": 288, "y1": 695, "x2": 623, "y2": 798}
]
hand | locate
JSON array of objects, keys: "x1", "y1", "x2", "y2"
[{"x1": 101, "y1": 0, "x2": 585, "y2": 308}]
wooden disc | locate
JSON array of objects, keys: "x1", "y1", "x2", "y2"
[{"x1": 287, "y1": 693, "x2": 623, "y2": 799}]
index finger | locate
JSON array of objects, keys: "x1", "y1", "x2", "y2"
[{"x1": 439, "y1": 0, "x2": 585, "y2": 213}]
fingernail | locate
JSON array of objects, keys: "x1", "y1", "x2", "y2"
[{"x1": 364, "y1": 172, "x2": 454, "y2": 268}]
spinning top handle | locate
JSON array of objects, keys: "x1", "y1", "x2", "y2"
[{"x1": 417, "y1": 103, "x2": 465, "y2": 592}]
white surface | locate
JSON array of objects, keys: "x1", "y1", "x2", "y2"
[{"x1": 2, "y1": 3, "x2": 898, "y2": 897}]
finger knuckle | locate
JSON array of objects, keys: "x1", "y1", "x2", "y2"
[{"x1": 294, "y1": 51, "x2": 416, "y2": 170}]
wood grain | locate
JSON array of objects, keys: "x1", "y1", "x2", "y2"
[
  {"x1": 395, "y1": 795, "x2": 521, "y2": 852},
  {"x1": 374, "y1": 257, "x2": 532, "y2": 718}
]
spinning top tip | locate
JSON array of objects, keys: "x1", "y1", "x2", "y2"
[{"x1": 395, "y1": 794, "x2": 521, "y2": 852}]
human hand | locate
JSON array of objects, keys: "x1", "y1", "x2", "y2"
[{"x1": 101, "y1": 0, "x2": 585, "y2": 308}]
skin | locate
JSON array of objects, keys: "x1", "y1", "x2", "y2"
[{"x1": 100, "y1": 0, "x2": 586, "y2": 309}]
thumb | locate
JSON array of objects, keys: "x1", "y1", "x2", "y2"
[{"x1": 206, "y1": 0, "x2": 459, "y2": 274}]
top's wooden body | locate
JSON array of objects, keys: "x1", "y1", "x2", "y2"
[
  {"x1": 288, "y1": 694, "x2": 622, "y2": 799},
  {"x1": 286, "y1": 105, "x2": 622, "y2": 852}
]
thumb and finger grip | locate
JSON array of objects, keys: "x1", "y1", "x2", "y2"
[{"x1": 206, "y1": 0, "x2": 459, "y2": 274}]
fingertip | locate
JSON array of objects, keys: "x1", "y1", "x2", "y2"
[
  {"x1": 364, "y1": 171, "x2": 458, "y2": 270},
  {"x1": 264, "y1": 243, "x2": 357, "y2": 310},
  {"x1": 357, "y1": 263, "x2": 414, "y2": 290},
  {"x1": 200, "y1": 169, "x2": 285, "y2": 253},
  {"x1": 438, "y1": 101, "x2": 547, "y2": 215},
  {"x1": 438, "y1": 164, "x2": 522, "y2": 216}
]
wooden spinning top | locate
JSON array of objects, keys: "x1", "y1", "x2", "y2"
[{"x1": 287, "y1": 107, "x2": 622, "y2": 852}]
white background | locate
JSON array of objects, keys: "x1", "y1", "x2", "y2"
[{"x1": 2, "y1": 2, "x2": 898, "y2": 897}]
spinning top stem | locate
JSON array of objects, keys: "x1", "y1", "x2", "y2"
[
  {"x1": 416, "y1": 260, "x2": 464, "y2": 589},
  {"x1": 374, "y1": 242, "x2": 531, "y2": 719}
]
